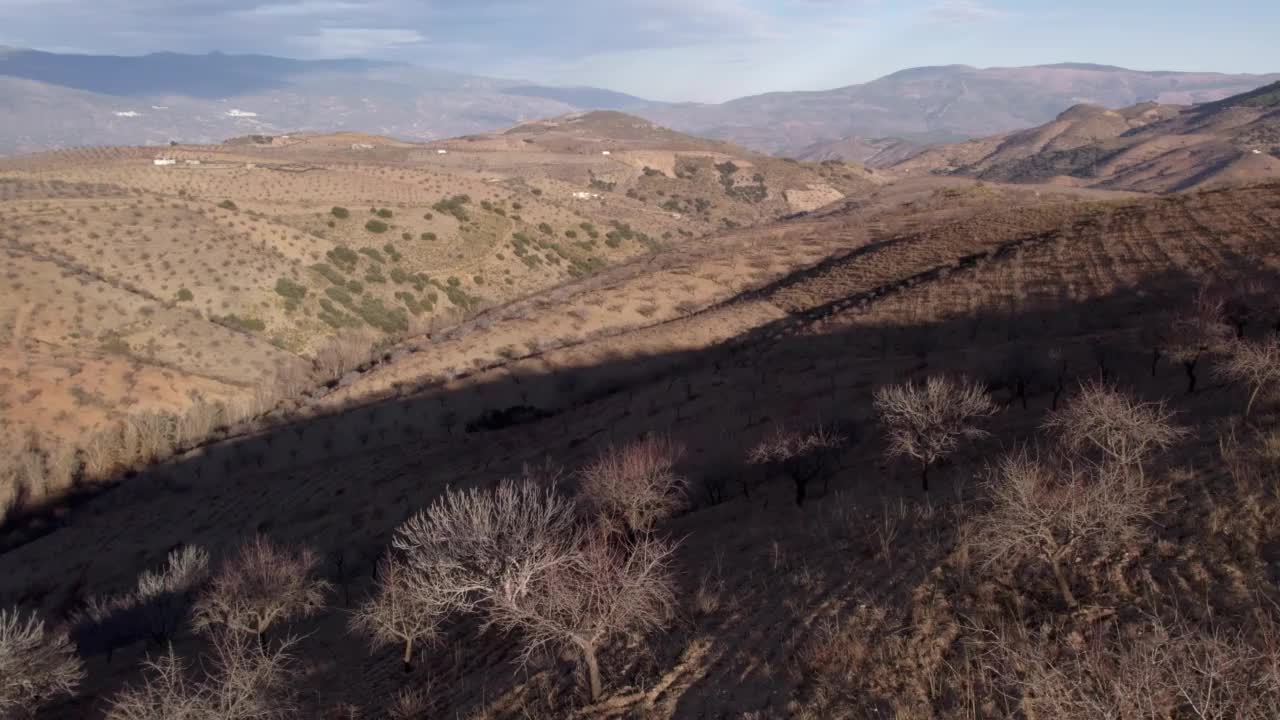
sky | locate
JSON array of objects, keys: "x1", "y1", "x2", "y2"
[{"x1": 0, "y1": 0, "x2": 1276, "y2": 102}]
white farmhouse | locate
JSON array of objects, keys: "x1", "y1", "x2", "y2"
[
  {"x1": 153, "y1": 157, "x2": 176, "y2": 166},
  {"x1": 436, "y1": 149, "x2": 448, "y2": 155}
]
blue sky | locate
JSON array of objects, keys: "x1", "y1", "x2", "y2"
[{"x1": 0, "y1": 0, "x2": 1276, "y2": 101}]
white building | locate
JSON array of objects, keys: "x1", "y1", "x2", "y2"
[
  {"x1": 225, "y1": 109, "x2": 258, "y2": 118},
  {"x1": 572, "y1": 191, "x2": 602, "y2": 200},
  {"x1": 436, "y1": 149, "x2": 449, "y2": 155},
  {"x1": 114, "y1": 111, "x2": 141, "y2": 118},
  {"x1": 601, "y1": 150, "x2": 611, "y2": 156},
  {"x1": 153, "y1": 158, "x2": 176, "y2": 166}
]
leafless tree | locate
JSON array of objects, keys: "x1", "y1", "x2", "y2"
[
  {"x1": 487, "y1": 526, "x2": 677, "y2": 702},
  {"x1": 578, "y1": 436, "x2": 687, "y2": 533},
  {"x1": 349, "y1": 556, "x2": 449, "y2": 673},
  {"x1": 392, "y1": 473, "x2": 578, "y2": 612},
  {"x1": 747, "y1": 424, "x2": 847, "y2": 506},
  {"x1": 392, "y1": 473, "x2": 677, "y2": 702},
  {"x1": 106, "y1": 632, "x2": 299, "y2": 720},
  {"x1": 1217, "y1": 335, "x2": 1280, "y2": 417},
  {"x1": 0, "y1": 607, "x2": 85, "y2": 717},
  {"x1": 967, "y1": 449, "x2": 1153, "y2": 607},
  {"x1": 1043, "y1": 381, "x2": 1184, "y2": 479},
  {"x1": 873, "y1": 376, "x2": 997, "y2": 492},
  {"x1": 193, "y1": 536, "x2": 330, "y2": 644},
  {"x1": 136, "y1": 545, "x2": 211, "y2": 643},
  {"x1": 1168, "y1": 289, "x2": 1232, "y2": 394}
]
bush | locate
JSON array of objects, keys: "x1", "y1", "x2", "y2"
[
  {"x1": 420, "y1": 232, "x2": 437, "y2": 242},
  {"x1": 365, "y1": 219, "x2": 389, "y2": 234},
  {"x1": 214, "y1": 314, "x2": 266, "y2": 333},
  {"x1": 538, "y1": 222, "x2": 554, "y2": 235},
  {"x1": 326, "y1": 246, "x2": 359, "y2": 271},
  {"x1": 376, "y1": 208, "x2": 394, "y2": 219},
  {"x1": 311, "y1": 263, "x2": 346, "y2": 286},
  {"x1": 274, "y1": 278, "x2": 307, "y2": 301},
  {"x1": 217, "y1": 200, "x2": 237, "y2": 210},
  {"x1": 359, "y1": 247, "x2": 385, "y2": 264},
  {"x1": 330, "y1": 206, "x2": 350, "y2": 219},
  {"x1": 175, "y1": 288, "x2": 194, "y2": 302}
]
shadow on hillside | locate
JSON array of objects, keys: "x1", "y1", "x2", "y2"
[{"x1": 6, "y1": 262, "x2": 1279, "y2": 717}]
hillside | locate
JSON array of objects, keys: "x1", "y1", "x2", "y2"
[
  {"x1": 891, "y1": 81, "x2": 1280, "y2": 192},
  {"x1": 3, "y1": 175, "x2": 1280, "y2": 717},
  {"x1": 0, "y1": 113, "x2": 876, "y2": 513}
]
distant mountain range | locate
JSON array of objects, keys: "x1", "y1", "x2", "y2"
[{"x1": 0, "y1": 49, "x2": 1276, "y2": 161}]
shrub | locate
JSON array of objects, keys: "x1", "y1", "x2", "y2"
[
  {"x1": 376, "y1": 208, "x2": 393, "y2": 219},
  {"x1": 273, "y1": 278, "x2": 307, "y2": 301},
  {"x1": 217, "y1": 200, "x2": 238, "y2": 210},
  {"x1": 420, "y1": 232, "x2": 436, "y2": 241},
  {"x1": 358, "y1": 247, "x2": 385, "y2": 264},
  {"x1": 326, "y1": 246, "x2": 359, "y2": 271},
  {"x1": 310, "y1": 263, "x2": 346, "y2": 286},
  {"x1": 330, "y1": 206, "x2": 350, "y2": 219},
  {"x1": 214, "y1": 314, "x2": 266, "y2": 333},
  {"x1": 175, "y1": 288, "x2": 194, "y2": 302},
  {"x1": 364, "y1": 219, "x2": 389, "y2": 234},
  {"x1": 538, "y1": 222, "x2": 553, "y2": 235}
]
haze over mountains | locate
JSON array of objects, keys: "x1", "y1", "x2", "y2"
[{"x1": 2, "y1": 48, "x2": 1277, "y2": 161}]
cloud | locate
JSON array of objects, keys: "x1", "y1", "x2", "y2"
[{"x1": 924, "y1": 0, "x2": 1003, "y2": 23}]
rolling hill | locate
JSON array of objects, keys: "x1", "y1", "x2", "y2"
[
  {"x1": 0, "y1": 111, "x2": 876, "y2": 514},
  {"x1": 891, "y1": 81, "x2": 1280, "y2": 192}
]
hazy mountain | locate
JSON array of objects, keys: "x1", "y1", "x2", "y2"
[
  {"x1": 0, "y1": 50, "x2": 1276, "y2": 160},
  {"x1": 890, "y1": 81, "x2": 1280, "y2": 192},
  {"x1": 0, "y1": 49, "x2": 658, "y2": 155},
  {"x1": 641, "y1": 64, "x2": 1280, "y2": 160}
]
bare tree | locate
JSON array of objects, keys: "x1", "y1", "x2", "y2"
[
  {"x1": 136, "y1": 545, "x2": 211, "y2": 644},
  {"x1": 1168, "y1": 289, "x2": 1232, "y2": 394},
  {"x1": 873, "y1": 376, "x2": 997, "y2": 492},
  {"x1": 392, "y1": 474, "x2": 677, "y2": 702},
  {"x1": 578, "y1": 436, "x2": 687, "y2": 533},
  {"x1": 488, "y1": 526, "x2": 677, "y2": 702},
  {"x1": 747, "y1": 424, "x2": 846, "y2": 506},
  {"x1": 0, "y1": 607, "x2": 85, "y2": 717},
  {"x1": 392, "y1": 474, "x2": 579, "y2": 612},
  {"x1": 106, "y1": 632, "x2": 299, "y2": 720},
  {"x1": 1043, "y1": 382, "x2": 1184, "y2": 479},
  {"x1": 193, "y1": 536, "x2": 330, "y2": 644},
  {"x1": 349, "y1": 556, "x2": 449, "y2": 672},
  {"x1": 1217, "y1": 335, "x2": 1280, "y2": 417},
  {"x1": 967, "y1": 449, "x2": 1153, "y2": 606}
]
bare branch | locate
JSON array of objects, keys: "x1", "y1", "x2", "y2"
[
  {"x1": 193, "y1": 536, "x2": 330, "y2": 641},
  {"x1": 0, "y1": 607, "x2": 85, "y2": 717},
  {"x1": 579, "y1": 435, "x2": 687, "y2": 533}
]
